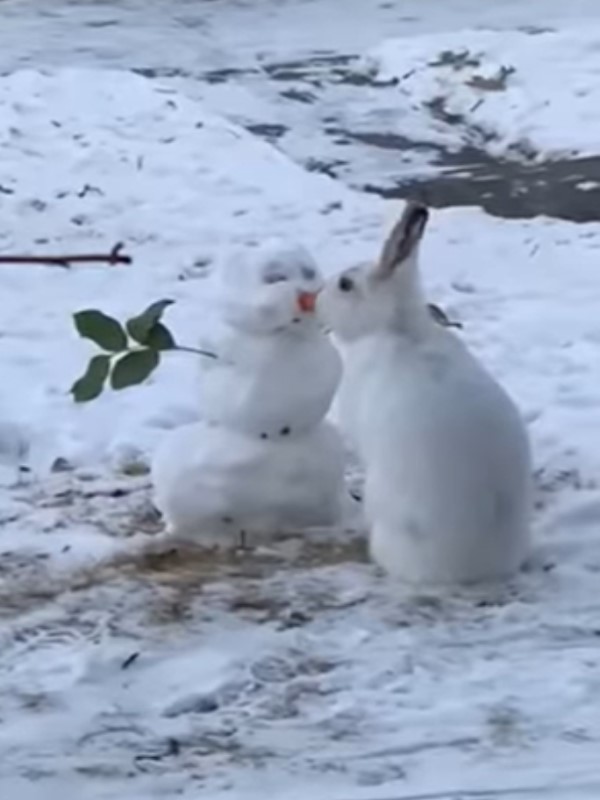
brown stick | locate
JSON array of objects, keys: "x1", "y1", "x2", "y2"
[{"x1": 0, "y1": 242, "x2": 132, "y2": 267}]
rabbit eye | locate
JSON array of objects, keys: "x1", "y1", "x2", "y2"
[
  {"x1": 263, "y1": 272, "x2": 287, "y2": 285},
  {"x1": 338, "y1": 275, "x2": 354, "y2": 292},
  {"x1": 301, "y1": 265, "x2": 317, "y2": 281}
]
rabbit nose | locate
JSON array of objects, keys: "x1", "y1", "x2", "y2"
[{"x1": 297, "y1": 290, "x2": 318, "y2": 313}]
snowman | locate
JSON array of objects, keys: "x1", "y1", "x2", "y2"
[{"x1": 151, "y1": 240, "x2": 346, "y2": 547}]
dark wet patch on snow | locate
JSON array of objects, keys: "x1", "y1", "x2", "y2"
[
  {"x1": 328, "y1": 129, "x2": 600, "y2": 223},
  {"x1": 361, "y1": 153, "x2": 600, "y2": 223}
]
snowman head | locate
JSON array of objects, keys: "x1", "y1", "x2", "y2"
[{"x1": 217, "y1": 240, "x2": 324, "y2": 335}]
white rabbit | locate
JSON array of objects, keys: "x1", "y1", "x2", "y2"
[
  {"x1": 198, "y1": 240, "x2": 342, "y2": 439},
  {"x1": 151, "y1": 419, "x2": 345, "y2": 546},
  {"x1": 318, "y1": 201, "x2": 532, "y2": 584}
]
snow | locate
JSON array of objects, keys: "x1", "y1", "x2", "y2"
[
  {"x1": 1, "y1": 1, "x2": 600, "y2": 798},
  {"x1": 0, "y1": 67, "x2": 377, "y2": 473},
  {"x1": 362, "y1": 27, "x2": 600, "y2": 160}
]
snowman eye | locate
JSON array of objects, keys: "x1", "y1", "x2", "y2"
[
  {"x1": 263, "y1": 272, "x2": 287, "y2": 285},
  {"x1": 338, "y1": 275, "x2": 354, "y2": 292},
  {"x1": 301, "y1": 265, "x2": 317, "y2": 281}
]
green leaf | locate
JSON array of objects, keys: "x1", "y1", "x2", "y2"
[
  {"x1": 145, "y1": 322, "x2": 176, "y2": 351},
  {"x1": 110, "y1": 349, "x2": 160, "y2": 390},
  {"x1": 70, "y1": 354, "x2": 111, "y2": 402},
  {"x1": 74, "y1": 309, "x2": 128, "y2": 352},
  {"x1": 126, "y1": 299, "x2": 174, "y2": 345}
]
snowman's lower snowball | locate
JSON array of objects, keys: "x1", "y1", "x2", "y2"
[{"x1": 152, "y1": 420, "x2": 345, "y2": 546}]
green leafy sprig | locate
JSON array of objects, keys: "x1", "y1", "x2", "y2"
[{"x1": 70, "y1": 299, "x2": 216, "y2": 402}]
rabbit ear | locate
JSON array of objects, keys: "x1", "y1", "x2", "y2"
[{"x1": 375, "y1": 201, "x2": 429, "y2": 279}]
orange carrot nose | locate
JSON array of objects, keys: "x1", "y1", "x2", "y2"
[{"x1": 297, "y1": 291, "x2": 318, "y2": 313}]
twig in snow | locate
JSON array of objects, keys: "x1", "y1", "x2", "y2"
[
  {"x1": 134, "y1": 737, "x2": 180, "y2": 764},
  {"x1": 78, "y1": 723, "x2": 145, "y2": 746},
  {"x1": 346, "y1": 778, "x2": 600, "y2": 800},
  {"x1": 355, "y1": 736, "x2": 479, "y2": 760},
  {"x1": 0, "y1": 242, "x2": 132, "y2": 267},
  {"x1": 121, "y1": 651, "x2": 140, "y2": 670},
  {"x1": 428, "y1": 303, "x2": 463, "y2": 329}
]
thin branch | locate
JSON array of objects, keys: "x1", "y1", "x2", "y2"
[
  {"x1": 173, "y1": 345, "x2": 218, "y2": 360},
  {"x1": 0, "y1": 242, "x2": 132, "y2": 267},
  {"x1": 348, "y1": 779, "x2": 600, "y2": 800}
]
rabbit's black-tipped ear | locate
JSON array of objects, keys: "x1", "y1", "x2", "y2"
[{"x1": 375, "y1": 201, "x2": 429, "y2": 279}]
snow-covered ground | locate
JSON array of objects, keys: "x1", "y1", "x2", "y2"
[
  {"x1": 3, "y1": 0, "x2": 600, "y2": 195},
  {"x1": 3, "y1": 2, "x2": 600, "y2": 799},
  {"x1": 362, "y1": 27, "x2": 600, "y2": 160},
  {"x1": 1, "y1": 0, "x2": 598, "y2": 72}
]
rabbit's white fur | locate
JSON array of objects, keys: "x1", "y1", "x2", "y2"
[{"x1": 318, "y1": 202, "x2": 532, "y2": 584}]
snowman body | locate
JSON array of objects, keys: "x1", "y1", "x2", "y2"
[
  {"x1": 152, "y1": 420, "x2": 344, "y2": 544},
  {"x1": 200, "y1": 322, "x2": 341, "y2": 438},
  {"x1": 152, "y1": 240, "x2": 346, "y2": 544}
]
